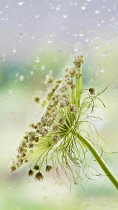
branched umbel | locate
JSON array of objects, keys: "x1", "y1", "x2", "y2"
[{"x1": 10, "y1": 55, "x2": 118, "y2": 189}]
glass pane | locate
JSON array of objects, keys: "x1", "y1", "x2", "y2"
[{"x1": 0, "y1": 0, "x2": 118, "y2": 209}]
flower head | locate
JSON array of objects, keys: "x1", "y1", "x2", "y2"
[{"x1": 10, "y1": 55, "x2": 106, "y2": 184}]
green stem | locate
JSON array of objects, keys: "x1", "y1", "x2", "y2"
[
  {"x1": 76, "y1": 132, "x2": 118, "y2": 190},
  {"x1": 76, "y1": 66, "x2": 82, "y2": 106}
]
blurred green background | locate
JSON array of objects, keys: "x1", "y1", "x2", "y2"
[{"x1": 0, "y1": 0, "x2": 118, "y2": 209}]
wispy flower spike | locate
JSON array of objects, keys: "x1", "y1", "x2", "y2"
[{"x1": 10, "y1": 55, "x2": 118, "y2": 190}]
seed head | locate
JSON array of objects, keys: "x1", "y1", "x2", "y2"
[
  {"x1": 34, "y1": 165, "x2": 39, "y2": 170},
  {"x1": 44, "y1": 75, "x2": 53, "y2": 84},
  {"x1": 35, "y1": 172, "x2": 44, "y2": 181},
  {"x1": 33, "y1": 96, "x2": 40, "y2": 103},
  {"x1": 28, "y1": 169, "x2": 34, "y2": 176},
  {"x1": 46, "y1": 165, "x2": 52, "y2": 172},
  {"x1": 89, "y1": 88, "x2": 95, "y2": 95}
]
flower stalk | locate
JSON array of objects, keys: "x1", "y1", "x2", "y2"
[{"x1": 77, "y1": 133, "x2": 118, "y2": 190}]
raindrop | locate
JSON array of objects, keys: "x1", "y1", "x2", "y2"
[
  {"x1": 31, "y1": 36, "x2": 35, "y2": 40},
  {"x1": 40, "y1": 65, "x2": 46, "y2": 70},
  {"x1": 8, "y1": 89, "x2": 13, "y2": 95},
  {"x1": 74, "y1": 33, "x2": 78, "y2": 37},
  {"x1": 18, "y1": 23, "x2": 22, "y2": 27},
  {"x1": 18, "y1": 1, "x2": 24, "y2": 6},
  {"x1": 47, "y1": 40, "x2": 53, "y2": 44},
  {"x1": 15, "y1": 73, "x2": 19, "y2": 77},
  {"x1": 110, "y1": 16, "x2": 115, "y2": 21},
  {"x1": 56, "y1": 7, "x2": 60, "y2": 11},
  {"x1": 73, "y1": 48, "x2": 78, "y2": 52},
  {"x1": 12, "y1": 48, "x2": 16, "y2": 53},
  {"x1": 81, "y1": 5, "x2": 86, "y2": 10},
  {"x1": 35, "y1": 57, "x2": 40, "y2": 63},
  {"x1": 102, "y1": 51, "x2": 107, "y2": 56},
  {"x1": 79, "y1": 32, "x2": 84, "y2": 37},
  {"x1": 101, "y1": 20, "x2": 104, "y2": 23},
  {"x1": 63, "y1": 14, "x2": 68, "y2": 19},
  {"x1": 35, "y1": 14, "x2": 40, "y2": 19},
  {"x1": 94, "y1": 46, "x2": 99, "y2": 49},
  {"x1": 108, "y1": 9, "x2": 111, "y2": 12},
  {"x1": 30, "y1": 71, "x2": 34, "y2": 75},
  {"x1": 5, "y1": 5, "x2": 9, "y2": 9},
  {"x1": 95, "y1": 10, "x2": 100, "y2": 14},
  {"x1": 69, "y1": 2, "x2": 73, "y2": 6},
  {"x1": 85, "y1": 39, "x2": 89, "y2": 42},
  {"x1": 19, "y1": 75, "x2": 24, "y2": 81}
]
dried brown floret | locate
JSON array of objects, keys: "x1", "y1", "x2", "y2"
[
  {"x1": 34, "y1": 165, "x2": 39, "y2": 170},
  {"x1": 46, "y1": 165, "x2": 52, "y2": 172},
  {"x1": 10, "y1": 165, "x2": 16, "y2": 172},
  {"x1": 33, "y1": 96, "x2": 40, "y2": 103},
  {"x1": 89, "y1": 88, "x2": 95, "y2": 95},
  {"x1": 35, "y1": 172, "x2": 44, "y2": 181},
  {"x1": 27, "y1": 143, "x2": 33, "y2": 148},
  {"x1": 28, "y1": 169, "x2": 34, "y2": 176}
]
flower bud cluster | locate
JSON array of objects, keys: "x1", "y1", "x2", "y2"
[
  {"x1": 73, "y1": 54, "x2": 85, "y2": 68},
  {"x1": 44, "y1": 75, "x2": 53, "y2": 84},
  {"x1": 10, "y1": 54, "x2": 85, "y2": 182},
  {"x1": 10, "y1": 131, "x2": 39, "y2": 172}
]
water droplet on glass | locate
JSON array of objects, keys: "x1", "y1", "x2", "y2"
[
  {"x1": 69, "y1": 2, "x2": 73, "y2": 6},
  {"x1": 102, "y1": 51, "x2": 107, "y2": 56},
  {"x1": 94, "y1": 46, "x2": 99, "y2": 49},
  {"x1": 8, "y1": 89, "x2": 13, "y2": 95},
  {"x1": 40, "y1": 65, "x2": 46, "y2": 70},
  {"x1": 108, "y1": 9, "x2": 111, "y2": 12},
  {"x1": 18, "y1": 23, "x2": 22, "y2": 27},
  {"x1": 15, "y1": 73, "x2": 19, "y2": 77},
  {"x1": 110, "y1": 16, "x2": 115, "y2": 21},
  {"x1": 95, "y1": 36, "x2": 100, "y2": 40},
  {"x1": 30, "y1": 71, "x2": 34, "y2": 75},
  {"x1": 35, "y1": 14, "x2": 40, "y2": 19},
  {"x1": 74, "y1": 33, "x2": 78, "y2": 37},
  {"x1": 12, "y1": 48, "x2": 16, "y2": 53},
  {"x1": 79, "y1": 32, "x2": 84, "y2": 37},
  {"x1": 81, "y1": 5, "x2": 86, "y2": 10},
  {"x1": 73, "y1": 48, "x2": 78, "y2": 52},
  {"x1": 35, "y1": 57, "x2": 40, "y2": 63},
  {"x1": 18, "y1": 1, "x2": 24, "y2": 6},
  {"x1": 85, "y1": 39, "x2": 89, "y2": 42},
  {"x1": 19, "y1": 75, "x2": 24, "y2": 81},
  {"x1": 31, "y1": 36, "x2": 35, "y2": 40},
  {"x1": 56, "y1": 7, "x2": 60, "y2": 11},
  {"x1": 47, "y1": 40, "x2": 53, "y2": 44},
  {"x1": 95, "y1": 10, "x2": 100, "y2": 14},
  {"x1": 63, "y1": 14, "x2": 68, "y2": 19},
  {"x1": 5, "y1": 5, "x2": 9, "y2": 9}
]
